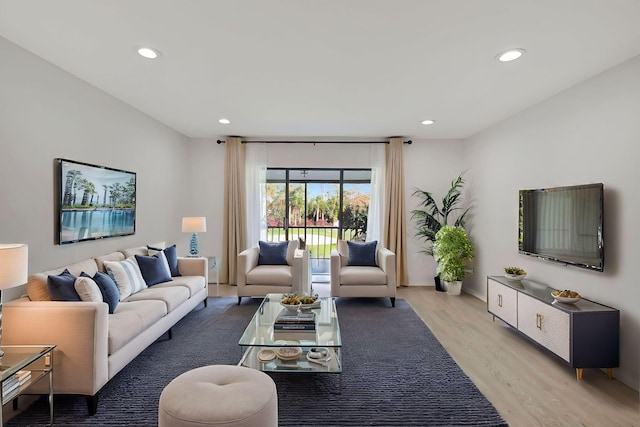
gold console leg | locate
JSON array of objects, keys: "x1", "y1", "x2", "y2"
[
  {"x1": 607, "y1": 368, "x2": 613, "y2": 380},
  {"x1": 576, "y1": 368, "x2": 583, "y2": 381}
]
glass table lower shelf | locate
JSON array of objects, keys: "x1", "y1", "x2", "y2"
[{"x1": 239, "y1": 346, "x2": 341, "y2": 373}]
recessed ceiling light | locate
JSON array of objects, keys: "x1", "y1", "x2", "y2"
[
  {"x1": 421, "y1": 119, "x2": 435, "y2": 125},
  {"x1": 218, "y1": 118, "x2": 230, "y2": 124},
  {"x1": 137, "y1": 47, "x2": 161, "y2": 59},
  {"x1": 497, "y1": 48, "x2": 526, "y2": 62}
]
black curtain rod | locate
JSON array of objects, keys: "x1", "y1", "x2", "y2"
[{"x1": 216, "y1": 139, "x2": 412, "y2": 145}]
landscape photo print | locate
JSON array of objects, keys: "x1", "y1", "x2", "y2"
[{"x1": 57, "y1": 158, "x2": 136, "y2": 244}]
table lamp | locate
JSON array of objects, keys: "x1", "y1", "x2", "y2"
[
  {"x1": 182, "y1": 217, "x2": 206, "y2": 257},
  {"x1": 0, "y1": 244, "x2": 28, "y2": 357}
]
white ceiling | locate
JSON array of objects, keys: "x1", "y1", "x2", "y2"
[{"x1": 2, "y1": 0, "x2": 640, "y2": 140}]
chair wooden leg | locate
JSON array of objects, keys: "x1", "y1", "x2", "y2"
[
  {"x1": 390, "y1": 297, "x2": 396, "y2": 307},
  {"x1": 237, "y1": 296, "x2": 242, "y2": 305}
]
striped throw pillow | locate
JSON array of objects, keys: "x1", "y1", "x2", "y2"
[{"x1": 104, "y1": 257, "x2": 147, "y2": 300}]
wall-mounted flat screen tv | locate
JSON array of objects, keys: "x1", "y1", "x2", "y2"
[
  {"x1": 56, "y1": 158, "x2": 136, "y2": 244},
  {"x1": 519, "y1": 183, "x2": 604, "y2": 271}
]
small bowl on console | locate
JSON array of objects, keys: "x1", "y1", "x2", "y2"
[
  {"x1": 551, "y1": 290, "x2": 581, "y2": 304},
  {"x1": 504, "y1": 267, "x2": 527, "y2": 281}
]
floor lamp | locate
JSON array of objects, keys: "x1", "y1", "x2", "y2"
[
  {"x1": 0, "y1": 244, "x2": 28, "y2": 357},
  {"x1": 182, "y1": 217, "x2": 206, "y2": 257}
]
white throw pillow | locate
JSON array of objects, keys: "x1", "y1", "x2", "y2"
[
  {"x1": 104, "y1": 257, "x2": 147, "y2": 300},
  {"x1": 74, "y1": 277, "x2": 103, "y2": 302}
]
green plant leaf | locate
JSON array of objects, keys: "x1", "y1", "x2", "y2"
[{"x1": 411, "y1": 172, "x2": 470, "y2": 257}]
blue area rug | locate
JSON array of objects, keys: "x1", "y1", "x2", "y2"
[{"x1": 8, "y1": 297, "x2": 507, "y2": 426}]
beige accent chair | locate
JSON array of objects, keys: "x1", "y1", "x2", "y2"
[
  {"x1": 330, "y1": 240, "x2": 396, "y2": 307},
  {"x1": 237, "y1": 241, "x2": 310, "y2": 304}
]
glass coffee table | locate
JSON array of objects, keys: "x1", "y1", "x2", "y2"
[{"x1": 238, "y1": 294, "x2": 342, "y2": 375}]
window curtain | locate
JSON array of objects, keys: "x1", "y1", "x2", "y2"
[
  {"x1": 384, "y1": 137, "x2": 409, "y2": 286},
  {"x1": 222, "y1": 137, "x2": 246, "y2": 285},
  {"x1": 245, "y1": 143, "x2": 267, "y2": 247},
  {"x1": 367, "y1": 143, "x2": 385, "y2": 243}
]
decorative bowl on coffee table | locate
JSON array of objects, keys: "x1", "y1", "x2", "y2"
[{"x1": 280, "y1": 302, "x2": 301, "y2": 312}]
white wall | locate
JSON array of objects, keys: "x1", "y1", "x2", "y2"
[
  {"x1": 186, "y1": 138, "x2": 226, "y2": 263},
  {"x1": 463, "y1": 55, "x2": 640, "y2": 391},
  {"x1": 0, "y1": 37, "x2": 194, "y2": 297},
  {"x1": 403, "y1": 139, "x2": 465, "y2": 284}
]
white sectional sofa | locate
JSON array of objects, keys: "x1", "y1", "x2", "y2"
[{"x1": 3, "y1": 244, "x2": 208, "y2": 415}]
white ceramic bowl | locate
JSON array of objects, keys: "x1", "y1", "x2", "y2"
[
  {"x1": 280, "y1": 302, "x2": 301, "y2": 312},
  {"x1": 505, "y1": 273, "x2": 526, "y2": 281},
  {"x1": 551, "y1": 292, "x2": 581, "y2": 304}
]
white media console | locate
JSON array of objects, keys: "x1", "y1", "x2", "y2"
[{"x1": 486, "y1": 276, "x2": 619, "y2": 380}]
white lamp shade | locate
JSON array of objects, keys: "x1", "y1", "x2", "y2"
[
  {"x1": 0, "y1": 244, "x2": 28, "y2": 290},
  {"x1": 182, "y1": 217, "x2": 207, "y2": 233}
]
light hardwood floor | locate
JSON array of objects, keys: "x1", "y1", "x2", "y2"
[{"x1": 211, "y1": 283, "x2": 639, "y2": 427}]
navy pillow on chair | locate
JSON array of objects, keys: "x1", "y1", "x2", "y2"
[
  {"x1": 347, "y1": 240, "x2": 378, "y2": 267},
  {"x1": 258, "y1": 241, "x2": 289, "y2": 265},
  {"x1": 47, "y1": 269, "x2": 81, "y2": 301},
  {"x1": 135, "y1": 254, "x2": 173, "y2": 286},
  {"x1": 82, "y1": 271, "x2": 120, "y2": 314}
]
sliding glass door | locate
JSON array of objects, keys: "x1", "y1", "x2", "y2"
[{"x1": 265, "y1": 168, "x2": 371, "y2": 280}]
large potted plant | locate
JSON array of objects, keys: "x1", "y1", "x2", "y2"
[
  {"x1": 433, "y1": 225, "x2": 474, "y2": 295},
  {"x1": 411, "y1": 173, "x2": 470, "y2": 291}
]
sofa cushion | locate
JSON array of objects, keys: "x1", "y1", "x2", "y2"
[
  {"x1": 47, "y1": 269, "x2": 81, "y2": 301},
  {"x1": 121, "y1": 246, "x2": 149, "y2": 258},
  {"x1": 108, "y1": 300, "x2": 167, "y2": 355},
  {"x1": 149, "y1": 245, "x2": 181, "y2": 277},
  {"x1": 83, "y1": 271, "x2": 120, "y2": 314},
  {"x1": 258, "y1": 241, "x2": 288, "y2": 265},
  {"x1": 152, "y1": 276, "x2": 205, "y2": 297},
  {"x1": 74, "y1": 276, "x2": 103, "y2": 302},
  {"x1": 347, "y1": 240, "x2": 377, "y2": 267},
  {"x1": 246, "y1": 265, "x2": 292, "y2": 286},
  {"x1": 124, "y1": 286, "x2": 190, "y2": 312},
  {"x1": 104, "y1": 257, "x2": 147, "y2": 300},
  {"x1": 26, "y1": 274, "x2": 53, "y2": 301},
  {"x1": 27, "y1": 258, "x2": 100, "y2": 301},
  {"x1": 94, "y1": 251, "x2": 125, "y2": 273},
  {"x1": 135, "y1": 254, "x2": 172, "y2": 286},
  {"x1": 340, "y1": 265, "x2": 388, "y2": 286},
  {"x1": 64, "y1": 258, "x2": 100, "y2": 278}
]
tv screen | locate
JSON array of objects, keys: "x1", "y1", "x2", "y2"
[
  {"x1": 56, "y1": 158, "x2": 136, "y2": 244},
  {"x1": 519, "y1": 183, "x2": 604, "y2": 271}
]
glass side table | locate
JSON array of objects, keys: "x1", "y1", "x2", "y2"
[
  {"x1": 207, "y1": 256, "x2": 219, "y2": 286},
  {"x1": 0, "y1": 345, "x2": 55, "y2": 426}
]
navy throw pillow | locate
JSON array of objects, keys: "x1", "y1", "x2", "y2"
[
  {"x1": 148, "y1": 244, "x2": 181, "y2": 277},
  {"x1": 258, "y1": 241, "x2": 289, "y2": 265},
  {"x1": 347, "y1": 240, "x2": 378, "y2": 267},
  {"x1": 47, "y1": 269, "x2": 81, "y2": 301},
  {"x1": 83, "y1": 271, "x2": 119, "y2": 314},
  {"x1": 135, "y1": 254, "x2": 173, "y2": 286}
]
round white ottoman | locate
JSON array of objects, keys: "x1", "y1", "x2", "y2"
[{"x1": 158, "y1": 365, "x2": 278, "y2": 427}]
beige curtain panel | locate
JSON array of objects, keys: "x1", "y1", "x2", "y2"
[
  {"x1": 222, "y1": 137, "x2": 246, "y2": 285},
  {"x1": 384, "y1": 137, "x2": 409, "y2": 286}
]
